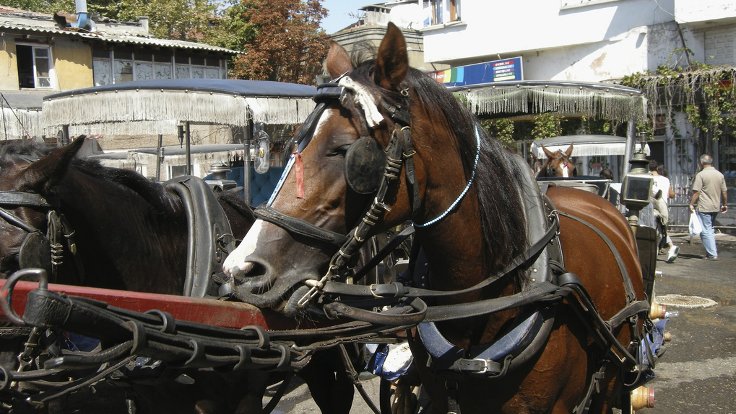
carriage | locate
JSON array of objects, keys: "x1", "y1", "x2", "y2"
[{"x1": 2, "y1": 25, "x2": 667, "y2": 414}]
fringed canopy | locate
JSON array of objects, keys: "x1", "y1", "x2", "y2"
[
  {"x1": 1, "y1": 108, "x2": 43, "y2": 139},
  {"x1": 41, "y1": 79, "x2": 317, "y2": 136},
  {"x1": 450, "y1": 80, "x2": 646, "y2": 121},
  {"x1": 529, "y1": 135, "x2": 650, "y2": 158}
]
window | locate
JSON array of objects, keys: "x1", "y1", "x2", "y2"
[
  {"x1": 16, "y1": 44, "x2": 54, "y2": 88},
  {"x1": 423, "y1": 0, "x2": 461, "y2": 27},
  {"x1": 92, "y1": 45, "x2": 225, "y2": 84}
]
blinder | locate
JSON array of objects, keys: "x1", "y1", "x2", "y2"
[
  {"x1": 19, "y1": 231, "x2": 52, "y2": 273},
  {"x1": 344, "y1": 136, "x2": 387, "y2": 194}
]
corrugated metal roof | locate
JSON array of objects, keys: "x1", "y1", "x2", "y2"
[{"x1": 0, "y1": 8, "x2": 238, "y2": 54}]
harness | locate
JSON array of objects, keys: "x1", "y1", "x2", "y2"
[
  {"x1": 0, "y1": 191, "x2": 81, "y2": 282},
  {"x1": 235, "y1": 76, "x2": 654, "y2": 412}
]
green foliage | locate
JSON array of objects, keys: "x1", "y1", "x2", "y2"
[
  {"x1": 530, "y1": 113, "x2": 562, "y2": 140},
  {"x1": 619, "y1": 63, "x2": 736, "y2": 143},
  {"x1": 2, "y1": 0, "x2": 74, "y2": 12},
  {"x1": 480, "y1": 118, "x2": 514, "y2": 148}
]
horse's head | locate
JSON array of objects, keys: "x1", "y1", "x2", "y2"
[
  {"x1": 0, "y1": 138, "x2": 83, "y2": 278},
  {"x1": 540, "y1": 144, "x2": 575, "y2": 177},
  {"x1": 223, "y1": 23, "x2": 527, "y2": 316}
]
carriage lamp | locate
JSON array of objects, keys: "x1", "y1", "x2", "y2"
[{"x1": 620, "y1": 150, "x2": 653, "y2": 225}]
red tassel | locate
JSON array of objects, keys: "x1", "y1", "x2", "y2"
[{"x1": 294, "y1": 152, "x2": 304, "y2": 199}]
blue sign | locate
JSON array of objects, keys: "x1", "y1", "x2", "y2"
[{"x1": 430, "y1": 57, "x2": 523, "y2": 87}]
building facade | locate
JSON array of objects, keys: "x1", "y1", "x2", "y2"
[{"x1": 0, "y1": 6, "x2": 235, "y2": 140}]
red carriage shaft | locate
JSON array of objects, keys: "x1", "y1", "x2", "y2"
[{"x1": 0, "y1": 279, "x2": 289, "y2": 330}]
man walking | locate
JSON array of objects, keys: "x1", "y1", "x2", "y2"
[
  {"x1": 689, "y1": 154, "x2": 728, "y2": 260},
  {"x1": 649, "y1": 160, "x2": 679, "y2": 262}
]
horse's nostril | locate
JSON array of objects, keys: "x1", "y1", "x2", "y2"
[{"x1": 232, "y1": 261, "x2": 267, "y2": 284}]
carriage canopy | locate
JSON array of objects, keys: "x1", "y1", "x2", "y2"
[{"x1": 41, "y1": 79, "x2": 317, "y2": 136}]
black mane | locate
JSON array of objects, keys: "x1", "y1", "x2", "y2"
[
  {"x1": 71, "y1": 158, "x2": 181, "y2": 214},
  {"x1": 350, "y1": 62, "x2": 529, "y2": 271}
]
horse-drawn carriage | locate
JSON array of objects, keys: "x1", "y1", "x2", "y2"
[{"x1": 2, "y1": 25, "x2": 667, "y2": 414}]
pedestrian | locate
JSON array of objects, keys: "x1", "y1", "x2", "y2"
[
  {"x1": 649, "y1": 160, "x2": 679, "y2": 262},
  {"x1": 689, "y1": 154, "x2": 728, "y2": 260},
  {"x1": 599, "y1": 168, "x2": 620, "y2": 206}
]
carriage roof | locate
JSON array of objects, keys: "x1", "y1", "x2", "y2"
[
  {"x1": 448, "y1": 80, "x2": 646, "y2": 122},
  {"x1": 529, "y1": 134, "x2": 650, "y2": 159},
  {"x1": 41, "y1": 79, "x2": 317, "y2": 136}
]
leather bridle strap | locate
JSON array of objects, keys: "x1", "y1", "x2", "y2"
[
  {"x1": 0, "y1": 191, "x2": 50, "y2": 208},
  {"x1": 322, "y1": 212, "x2": 560, "y2": 300},
  {"x1": 0, "y1": 207, "x2": 40, "y2": 233},
  {"x1": 254, "y1": 206, "x2": 348, "y2": 247},
  {"x1": 0, "y1": 191, "x2": 51, "y2": 233}
]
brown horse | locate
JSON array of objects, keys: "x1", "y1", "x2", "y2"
[
  {"x1": 223, "y1": 23, "x2": 651, "y2": 413},
  {"x1": 537, "y1": 144, "x2": 577, "y2": 177}
]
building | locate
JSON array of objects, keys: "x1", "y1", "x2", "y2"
[
  {"x1": 329, "y1": 1, "x2": 449, "y2": 76},
  {"x1": 0, "y1": 5, "x2": 236, "y2": 145}
]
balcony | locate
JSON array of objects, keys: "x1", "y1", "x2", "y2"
[{"x1": 675, "y1": 0, "x2": 736, "y2": 27}]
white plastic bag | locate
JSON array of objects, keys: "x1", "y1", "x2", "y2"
[{"x1": 688, "y1": 211, "x2": 703, "y2": 236}]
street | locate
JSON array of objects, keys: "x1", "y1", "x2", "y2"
[{"x1": 268, "y1": 232, "x2": 736, "y2": 413}]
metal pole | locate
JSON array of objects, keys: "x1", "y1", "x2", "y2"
[
  {"x1": 155, "y1": 134, "x2": 163, "y2": 181},
  {"x1": 185, "y1": 122, "x2": 191, "y2": 175},
  {"x1": 243, "y1": 121, "x2": 253, "y2": 204},
  {"x1": 623, "y1": 117, "x2": 636, "y2": 176}
]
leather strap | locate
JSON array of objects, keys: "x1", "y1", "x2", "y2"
[{"x1": 255, "y1": 206, "x2": 348, "y2": 247}]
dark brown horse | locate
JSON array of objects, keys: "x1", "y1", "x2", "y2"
[
  {"x1": 223, "y1": 23, "x2": 650, "y2": 413},
  {"x1": 1, "y1": 138, "x2": 380, "y2": 414},
  {"x1": 537, "y1": 144, "x2": 577, "y2": 177},
  {"x1": 0, "y1": 138, "x2": 276, "y2": 413}
]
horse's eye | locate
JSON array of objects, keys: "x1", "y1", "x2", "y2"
[{"x1": 327, "y1": 144, "x2": 351, "y2": 157}]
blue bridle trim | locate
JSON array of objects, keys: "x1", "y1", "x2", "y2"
[{"x1": 412, "y1": 125, "x2": 481, "y2": 228}]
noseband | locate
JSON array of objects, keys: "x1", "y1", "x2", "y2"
[{"x1": 0, "y1": 191, "x2": 80, "y2": 281}]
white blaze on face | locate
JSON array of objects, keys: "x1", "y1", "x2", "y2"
[
  {"x1": 223, "y1": 220, "x2": 265, "y2": 277},
  {"x1": 561, "y1": 163, "x2": 570, "y2": 177}
]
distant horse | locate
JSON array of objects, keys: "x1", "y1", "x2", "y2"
[
  {"x1": 537, "y1": 144, "x2": 577, "y2": 177},
  {"x1": 223, "y1": 23, "x2": 651, "y2": 414}
]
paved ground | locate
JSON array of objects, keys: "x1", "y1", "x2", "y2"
[{"x1": 267, "y1": 231, "x2": 736, "y2": 413}]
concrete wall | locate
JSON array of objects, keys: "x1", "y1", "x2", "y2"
[
  {"x1": 423, "y1": 0, "x2": 675, "y2": 66},
  {"x1": 0, "y1": 36, "x2": 20, "y2": 90},
  {"x1": 53, "y1": 38, "x2": 93, "y2": 90}
]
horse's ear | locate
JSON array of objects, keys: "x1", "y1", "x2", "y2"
[
  {"x1": 541, "y1": 145, "x2": 555, "y2": 159},
  {"x1": 564, "y1": 144, "x2": 574, "y2": 157},
  {"x1": 17, "y1": 136, "x2": 86, "y2": 192},
  {"x1": 326, "y1": 41, "x2": 353, "y2": 79},
  {"x1": 374, "y1": 22, "x2": 408, "y2": 91}
]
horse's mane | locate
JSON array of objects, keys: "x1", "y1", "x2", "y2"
[
  {"x1": 349, "y1": 61, "x2": 529, "y2": 271},
  {"x1": 70, "y1": 158, "x2": 182, "y2": 215}
]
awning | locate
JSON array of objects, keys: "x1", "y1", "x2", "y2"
[
  {"x1": 529, "y1": 135, "x2": 650, "y2": 159},
  {"x1": 42, "y1": 79, "x2": 317, "y2": 136},
  {"x1": 449, "y1": 80, "x2": 646, "y2": 122}
]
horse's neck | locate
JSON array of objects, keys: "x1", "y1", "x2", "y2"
[{"x1": 55, "y1": 170, "x2": 187, "y2": 291}]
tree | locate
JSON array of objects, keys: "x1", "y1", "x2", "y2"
[{"x1": 228, "y1": 0, "x2": 329, "y2": 84}]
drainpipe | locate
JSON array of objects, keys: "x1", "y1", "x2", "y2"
[{"x1": 72, "y1": 0, "x2": 90, "y2": 30}]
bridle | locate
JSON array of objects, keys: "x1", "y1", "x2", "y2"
[
  {"x1": 237, "y1": 74, "x2": 483, "y2": 311},
  {"x1": 0, "y1": 191, "x2": 81, "y2": 282}
]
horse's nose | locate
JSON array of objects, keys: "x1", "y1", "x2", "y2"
[{"x1": 223, "y1": 260, "x2": 254, "y2": 279}]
